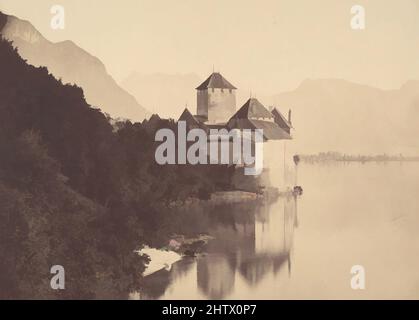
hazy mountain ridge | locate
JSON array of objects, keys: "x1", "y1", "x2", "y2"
[
  {"x1": 267, "y1": 79, "x2": 419, "y2": 155},
  {"x1": 0, "y1": 12, "x2": 147, "y2": 121}
]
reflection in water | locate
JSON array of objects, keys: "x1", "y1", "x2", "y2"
[
  {"x1": 138, "y1": 163, "x2": 419, "y2": 299},
  {"x1": 139, "y1": 193, "x2": 298, "y2": 300},
  {"x1": 198, "y1": 255, "x2": 236, "y2": 299}
]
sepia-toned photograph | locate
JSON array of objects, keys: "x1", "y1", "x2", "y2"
[{"x1": 0, "y1": 0, "x2": 419, "y2": 304}]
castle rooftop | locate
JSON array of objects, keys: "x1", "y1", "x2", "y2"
[{"x1": 196, "y1": 72, "x2": 237, "y2": 90}]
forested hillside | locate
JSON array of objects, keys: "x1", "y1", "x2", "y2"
[{"x1": 0, "y1": 36, "x2": 233, "y2": 299}]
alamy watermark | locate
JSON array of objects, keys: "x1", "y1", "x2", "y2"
[
  {"x1": 154, "y1": 121, "x2": 264, "y2": 176},
  {"x1": 351, "y1": 265, "x2": 366, "y2": 290},
  {"x1": 351, "y1": 5, "x2": 365, "y2": 30},
  {"x1": 50, "y1": 265, "x2": 65, "y2": 290},
  {"x1": 50, "y1": 5, "x2": 65, "y2": 30}
]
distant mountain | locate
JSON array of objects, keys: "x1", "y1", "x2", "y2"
[
  {"x1": 121, "y1": 72, "x2": 202, "y2": 119},
  {"x1": 266, "y1": 79, "x2": 419, "y2": 155},
  {"x1": 0, "y1": 11, "x2": 147, "y2": 121}
]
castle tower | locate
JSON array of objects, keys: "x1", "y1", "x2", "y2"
[{"x1": 196, "y1": 72, "x2": 237, "y2": 124}]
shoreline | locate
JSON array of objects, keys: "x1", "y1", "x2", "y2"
[{"x1": 139, "y1": 187, "x2": 297, "y2": 278}]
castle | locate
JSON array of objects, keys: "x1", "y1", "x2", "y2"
[
  {"x1": 179, "y1": 72, "x2": 293, "y2": 141},
  {"x1": 145, "y1": 72, "x2": 296, "y2": 190}
]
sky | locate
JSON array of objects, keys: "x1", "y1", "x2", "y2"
[{"x1": 1, "y1": 0, "x2": 418, "y2": 95}]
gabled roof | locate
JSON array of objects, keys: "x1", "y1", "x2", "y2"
[
  {"x1": 249, "y1": 119, "x2": 292, "y2": 140},
  {"x1": 196, "y1": 72, "x2": 237, "y2": 90},
  {"x1": 227, "y1": 98, "x2": 292, "y2": 140},
  {"x1": 271, "y1": 107, "x2": 292, "y2": 130},
  {"x1": 178, "y1": 108, "x2": 208, "y2": 130},
  {"x1": 231, "y1": 98, "x2": 274, "y2": 120},
  {"x1": 227, "y1": 118, "x2": 292, "y2": 141},
  {"x1": 179, "y1": 108, "x2": 199, "y2": 125}
]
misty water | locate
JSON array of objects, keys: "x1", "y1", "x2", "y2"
[{"x1": 137, "y1": 162, "x2": 419, "y2": 300}]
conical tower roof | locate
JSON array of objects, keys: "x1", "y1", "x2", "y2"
[{"x1": 196, "y1": 72, "x2": 237, "y2": 90}]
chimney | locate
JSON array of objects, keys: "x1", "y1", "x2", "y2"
[{"x1": 288, "y1": 109, "x2": 292, "y2": 125}]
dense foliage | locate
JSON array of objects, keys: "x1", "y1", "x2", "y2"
[{"x1": 0, "y1": 37, "x2": 234, "y2": 299}]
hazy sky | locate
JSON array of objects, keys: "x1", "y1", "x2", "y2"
[{"x1": 1, "y1": 0, "x2": 418, "y2": 94}]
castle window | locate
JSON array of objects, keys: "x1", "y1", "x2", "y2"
[
  {"x1": 212, "y1": 88, "x2": 214, "y2": 93},
  {"x1": 229, "y1": 89, "x2": 232, "y2": 93},
  {"x1": 221, "y1": 88, "x2": 224, "y2": 93}
]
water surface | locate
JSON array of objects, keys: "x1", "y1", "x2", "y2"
[{"x1": 139, "y1": 162, "x2": 419, "y2": 300}]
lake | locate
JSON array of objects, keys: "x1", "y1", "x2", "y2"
[{"x1": 138, "y1": 162, "x2": 419, "y2": 300}]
